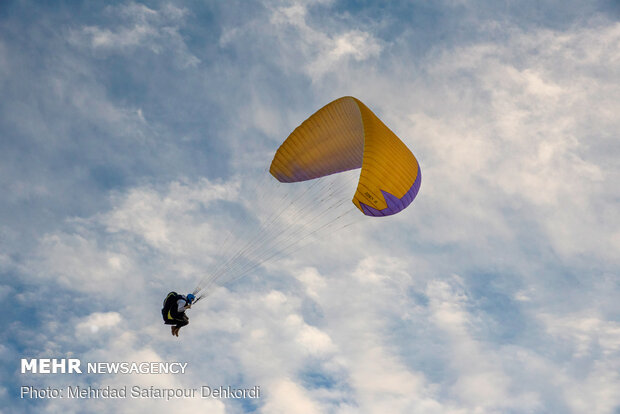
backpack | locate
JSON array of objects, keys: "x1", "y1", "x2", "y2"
[{"x1": 161, "y1": 291, "x2": 181, "y2": 321}]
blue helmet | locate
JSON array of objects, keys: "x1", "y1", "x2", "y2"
[{"x1": 186, "y1": 293, "x2": 196, "y2": 303}]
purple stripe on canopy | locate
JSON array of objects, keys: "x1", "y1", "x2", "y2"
[{"x1": 358, "y1": 164, "x2": 421, "y2": 217}]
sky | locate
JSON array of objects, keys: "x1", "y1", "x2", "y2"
[{"x1": 1, "y1": 0, "x2": 620, "y2": 413}]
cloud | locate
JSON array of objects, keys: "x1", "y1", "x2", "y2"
[
  {"x1": 220, "y1": 0, "x2": 383, "y2": 81},
  {"x1": 2, "y1": 1, "x2": 620, "y2": 413},
  {"x1": 360, "y1": 21, "x2": 620, "y2": 265},
  {"x1": 539, "y1": 313, "x2": 620, "y2": 358},
  {"x1": 69, "y1": 2, "x2": 199, "y2": 68},
  {"x1": 75, "y1": 312, "x2": 122, "y2": 335},
  {"x1": 261, "y1": 379, "x2": 322, "y2": 414}
]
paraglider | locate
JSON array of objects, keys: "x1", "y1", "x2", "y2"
[
  {"x1": 161, "y1": 292, "x2": 195, "y2": 337},
  {"x1": 169, "y1": 96, "x2": 421, "y2": 324}
]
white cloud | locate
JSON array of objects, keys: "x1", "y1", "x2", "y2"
[
  {"x1": 261, "y1": 379, "x2": 323, "y2": 414},
  {"x1": 104, "y1": 179, "x2": 240, "y2": 252},
  {"x1": 69, "y1": 2, "x2": 199, "y2": 68},
  {"x1": 75, "y1": 312, "x2": 122, "y2": 335},
  {"x1": 34, "y1": 231, "x2": 139, "y2": 294},
  {"x1": 539, "y1": 313, "x2": 620, "y2": 358},
  {"x1": 374, "y1": 22, "x2": 620, "y2": 265},
  {"x1": 4, "y1": 1, "x2": 620, "y2": 413},
  {"x1": 562, "y1": 361, "x2": 620, "y2": 414},
  {"x1": 18, "y1": 164, "x2": 620, "y2": 413},
  {"x1": 290, "y1": 314, "x2": 335, "y2": 355},
  {"x1": 28, "y1": 178, "x2": 246, "y2": 296},
  {"x1": 265, "y1": 1, "x2": 383, "y2": 80}
]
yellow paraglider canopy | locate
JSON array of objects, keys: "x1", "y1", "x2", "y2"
[{"x1": 270, "y1": 96, "x2": 421, "y2": 216}]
